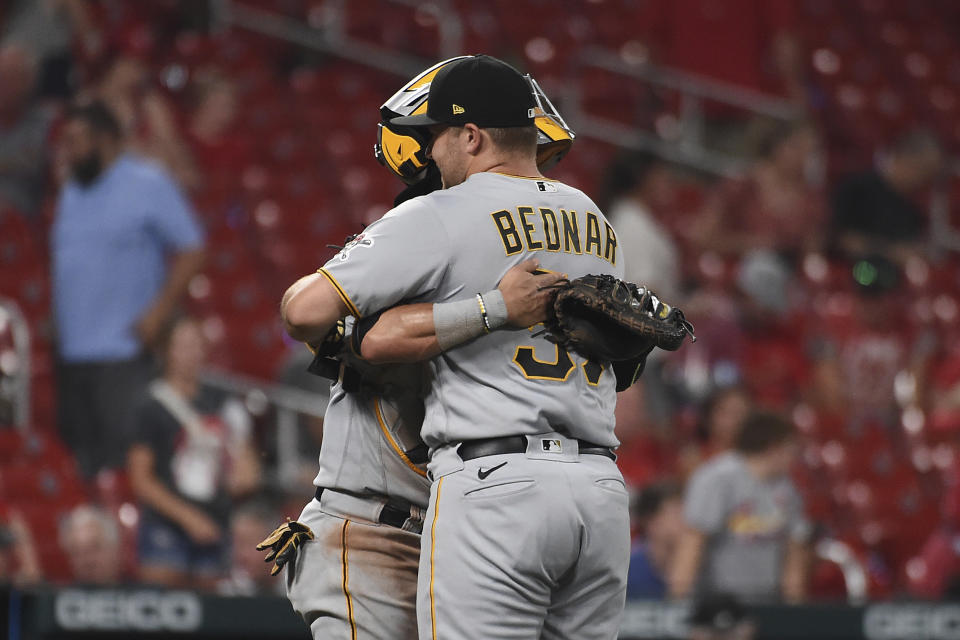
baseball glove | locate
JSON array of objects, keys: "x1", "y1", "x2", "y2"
[
  {"x1": 544, "y1": 274, "x2": 695, "y2": 363},
  {"x1": 257, "y1": 519, "x2": 314, "y2": 576}
]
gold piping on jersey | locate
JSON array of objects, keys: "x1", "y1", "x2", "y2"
[
  {"x1": 491, "y1": 171, "x2": 558, "y2": 181},
  {"x1": 429, "y1": 477, "x2": 444, "y2": 640},
  {"x1": 512, "y1": 342, "x2": 576, "y2": 382},
  {"x1": 317, "y1": 268, "x2": 362, "y2": 318},
  {"x1": 582, "y1": 361, "x2": 604, "y2": 387},
  {"x1": 340, "y1": 521, "x2": 358, "y2": 640},
  {"x1": 373, "y1": 397, "x2": 428, "y2": 478}
]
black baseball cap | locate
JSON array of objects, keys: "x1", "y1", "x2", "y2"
[{"x1": 389, "y1": 55, "x2": 536, "y2": 128}]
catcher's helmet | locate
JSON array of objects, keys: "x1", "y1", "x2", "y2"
[{"x1": 375, "y1": 56, "x2": 575, "y2": 185}]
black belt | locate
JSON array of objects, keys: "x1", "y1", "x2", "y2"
[
  {"x1": 314, "y1": 487, "x2": 414, "y2": 530},
  {"x1": 457, "y1": 436, "x2": 616, "y2": 461}
]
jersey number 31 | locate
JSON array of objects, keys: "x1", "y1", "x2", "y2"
[{"x1": 513, "y1": 342, "x2": 603, "y2": 385}]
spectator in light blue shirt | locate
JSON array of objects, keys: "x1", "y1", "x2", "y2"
[{"x1": 52, "y1": 101, "x2": 205, "y2": 477}]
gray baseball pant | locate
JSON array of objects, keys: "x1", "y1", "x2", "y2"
[{"x1": 417, "y1": 437, "x2": 630, "y2": 639}]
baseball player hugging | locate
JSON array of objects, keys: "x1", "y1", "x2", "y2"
[{"x1": 275, "y1": 55, "x2": 644, "y2": 640}]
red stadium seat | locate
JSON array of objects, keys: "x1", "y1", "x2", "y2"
[{"x1": 0, "y1": 429, "x2": 23, "y2": 463}]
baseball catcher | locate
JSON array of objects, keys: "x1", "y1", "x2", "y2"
[{"x1": 262, "y1": 58, "x2": 578, "y2": 640}]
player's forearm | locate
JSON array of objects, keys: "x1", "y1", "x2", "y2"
[
  {"x1": 361, "y1": 303, "x2": 442, "y2": 364},
  {"x1": 282, "y1": 273, "x2": 350, "y2": 343},
  {"x1": 362, "y1": 290, "x2": 510, "y2": 363},
  {"x1": 360, "y1": 260, "x2": 562, "y2": 363}
]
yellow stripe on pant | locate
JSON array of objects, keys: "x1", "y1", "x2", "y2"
[
  {"x1": 429, "y1": 477, "x2": 444, "y2": 640},
  {"x1": 340, "y1": 521, "x2": 358, "y2": 640}
]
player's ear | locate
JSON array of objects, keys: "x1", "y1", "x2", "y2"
[{"x1": 463, "y1": 123, "x2": 482, "y2": 156}]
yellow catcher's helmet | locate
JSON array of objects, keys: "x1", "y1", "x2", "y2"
[{"x1": 375, "y1": 56, "x2": 575, "y2": 185}]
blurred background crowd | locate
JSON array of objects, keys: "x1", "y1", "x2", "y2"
[{"x1": 1, "y1": 0, "x2": 960, "y2": 614}]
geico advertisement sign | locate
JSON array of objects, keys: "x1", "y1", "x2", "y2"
[
  {"x1": 864, "y1": 604, "x2": 960, "y2": 640},
  {"x1": 55, "y1": 589, "x2": 202, "y2": 631},
  {"x1": 619, "y1": 602, "x2": 689, "y2": 639}
]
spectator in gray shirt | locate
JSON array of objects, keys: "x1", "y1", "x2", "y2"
[{"x1": 669, "y1": 411, "x2": 810, "y2": 603}]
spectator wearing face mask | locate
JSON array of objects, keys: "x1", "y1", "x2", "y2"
[{"x1": 51, "y1": 100, "x2": 205, "y2": 478}]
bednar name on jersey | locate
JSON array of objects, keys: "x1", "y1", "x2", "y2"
[{"x1": 491, "y1": 206, "x2": 617, "y2": 266}]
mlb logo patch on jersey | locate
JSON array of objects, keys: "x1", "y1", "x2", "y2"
[
  {"x1": 536, "y1": 181, "x2": 558, "y2": 193},
  {"x1": 541, "y1": 438, "x2": 562, "y2": 452}
]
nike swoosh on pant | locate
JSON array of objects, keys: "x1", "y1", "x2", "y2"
[{"x1": 477, "y1": 461, "x2": 508, "y2": 480}]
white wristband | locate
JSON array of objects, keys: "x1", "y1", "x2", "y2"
[{"x1": 432, "y1": 289, "x2": 509, "y2": 351}]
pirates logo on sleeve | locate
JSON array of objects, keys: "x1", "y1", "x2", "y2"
[{"x1": 336, "y1": 232, "x2": 374, "y2": 261}]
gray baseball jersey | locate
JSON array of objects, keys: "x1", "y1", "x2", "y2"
[
  {"x1": 286, "y1": 333, "x2": 430, "y2": 639},
  {"x1": 684, "y1": 452, "x2": 812, "y2": 602},
  {"x1": 320, "y1": 172, "x2": 624, "y2": 449},
  {"x1": 311, "y1": 323, "x2": 431, "y2": 508}
]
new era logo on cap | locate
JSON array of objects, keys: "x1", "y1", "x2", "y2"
[{"x1": 452, "y1": 104, "x2": 465, "y2": 115}]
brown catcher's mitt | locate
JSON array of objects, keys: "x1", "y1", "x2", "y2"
[{"x1": 544, "y1": 274, "x2": 696, "y2": 363}]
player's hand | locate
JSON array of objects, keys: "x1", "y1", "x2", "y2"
[
  {"x1": 498, "y1": 258, "x2": 565, "y2": 328},
  {"x1": 182, "y1": 510, "x2": 222, "y2": 545}
]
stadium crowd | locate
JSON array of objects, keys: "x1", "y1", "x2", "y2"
[{"x1": 1, "y1": 0, "x2": 960, "y2": 615}]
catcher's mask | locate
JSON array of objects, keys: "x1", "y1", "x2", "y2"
[{"x1": 375, "y1": 56, "x2": 575, "y2": 185}]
